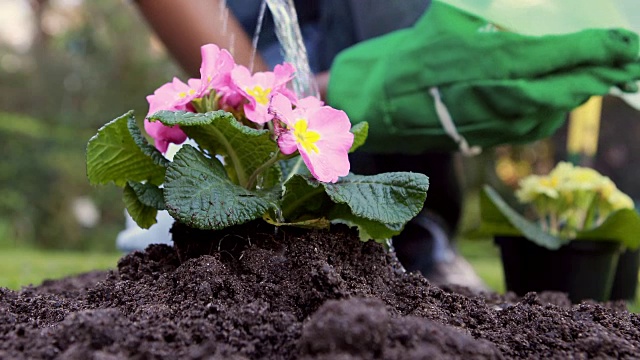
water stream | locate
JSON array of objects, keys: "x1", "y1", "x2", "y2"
[
  {"x1": 263, "y1": 0, "x2": 319, "y2": 99},
  {"x1": 249, "y1": 1, "x2": 268, "y2": 72}
]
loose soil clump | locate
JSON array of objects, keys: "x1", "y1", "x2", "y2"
[{"x1": 1, "y1": 222, "x2": 639, "y2": 359}]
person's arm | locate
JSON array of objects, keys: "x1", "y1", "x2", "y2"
[
  {"x1": 134, "y1": 0, "x2": 268, "y2": 77},
  {"x1": 327, "y1": 2, "x2": 640, "y2": 154}
]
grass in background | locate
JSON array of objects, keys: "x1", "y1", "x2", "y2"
[
  {"x1": 457, "y1": 237, "x2": 504, "y2": 294},
  {"x1": 0, "y1": 248, "x2": 121, "y2": 290}
]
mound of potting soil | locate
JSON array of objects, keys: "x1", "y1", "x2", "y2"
[{"x1": 1, "y1": 223, "x2": 639, "y2": 359}]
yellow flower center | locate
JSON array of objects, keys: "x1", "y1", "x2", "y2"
[
  {"x1": 178, "y1": 89, "x2": 196, "y2": 99},
  {"x1": 293, "y1": 119, "x2": 320, "y2": 153},
  {"x1": 246, "y1": 86, "x2": 272, "y2": 105}
]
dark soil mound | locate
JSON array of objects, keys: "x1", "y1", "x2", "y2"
[{"x1": 1, "y1": 223, "x2": 640, "y2": 359}]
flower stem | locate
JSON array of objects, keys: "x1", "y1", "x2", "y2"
[
  {"x1": 549, "y1": 212, "x2": 559, "y2": 236},
  {"x1": 245, "y1": 152, "x2": 286, "y2": 190},
  {"x1": 284, "y1": 157, "x2": 304, "y2": 183}
]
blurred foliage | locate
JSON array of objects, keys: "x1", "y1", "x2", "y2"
[{"x1": 0, "y1": 0, "x2": 180, "y2": 249}]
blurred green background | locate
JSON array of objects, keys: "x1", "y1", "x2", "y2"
[
  {"x1": 1, "y1": 0, "x2": 640, "y2": 313},
  {"x1": 0, "y1": 0, "x2": 181, "y2": 253},
  {"x1": 0, "y1": 0, "x2": 184, "y2": 286}
]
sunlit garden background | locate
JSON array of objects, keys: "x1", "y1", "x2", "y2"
[
  {"x1": 0, "y1": 0, "x2": 181, "y2": 285},
  {"x1": 2, "y1": 0, "x2": 640, "y2": 310}
]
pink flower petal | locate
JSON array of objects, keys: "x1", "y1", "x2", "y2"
[
  {"x1": 144, "y1": 119, "x2": 187, "y2": 154},
  {"x1": 199, "y1": 44, "x2": 235, "y2": 96},
  {"x1": 273, "y1": 62, "x2": 295, "y2": 87},
  {"x1": 269, "y1": 93, "x2": 296, "y2": 126},
  {"x1": 243, "y1": 102, "x2": 273, "y2": 124},
  {"x1": 146, "y1": 82, "x2": 178, "y2": 117},
  {"x1": 295, "y1": 96, "x2": 324, "y2": 110},
  {"x1": 270, "y1": 93, "x2": 353, "y2": 182},
  {"x1": 231, "y1": 64, "x2": 296, "y2": 124},
  {"x1": 304, "y1": 146, "x2": 350, "y2": 183},
  {"x1": 171, "y1": 77, "x2": 199, "y2": 107},
  {"x1": 277, "y1": 131, "x2": 298, "y2": 155}
]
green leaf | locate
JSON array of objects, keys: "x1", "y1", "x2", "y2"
[
  {"x1": 323, "y1": 172, "x2": 429, "y2": 225},
  {"x1": 475, "y1": 187, "x2": 522, "y2": 237},
  {"x1": 87, "y1": 111, "x2": 166, "y2": 187},
  {"x1": 280, "y1": 173, "x2": 417, "y2": 241},
  {"x1": 280, "y1": 157, "x2": 307, "y2": 180},
  {"x1": 127, "y1": 115, "x2": 170, "y2": 168},
  {"x1": 127, "y1": 181, "x2": 165, "y2": 210},
  {"x1": 280, "y1": 174, "x2": 331, "y2": 220},
  {"x1": 480, "y1": 185, "x2": 565, "y2": 250},
  {"x1": 254, "y1": 157, "x2": 284, "y2": 191},
  {"x1": 330, "y1": 204, "x2": 404, "y2": 242},
  {"x1": 123, "y1": 183, "x2": 159, "y2": 229},
  {"x1": 163, "y1": 145, "x2": 277, "y2": 230},
  {"x1": 577, "y1": 208, "x2": 640, "y2": 250},
  {"x1": 349, "y1": 121, "x2": 369, "y2": 153},
  {"x1": 150, "y1": 110, "x2": 279, "y2": 188}
]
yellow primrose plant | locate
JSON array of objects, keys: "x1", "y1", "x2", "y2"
[{"x1": 481, "y1": 162, "x2": 640, "y2": 250}]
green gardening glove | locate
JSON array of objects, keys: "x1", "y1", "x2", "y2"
[{"x1": 327, "y1": 1, "x2": 640, "y2": 154}]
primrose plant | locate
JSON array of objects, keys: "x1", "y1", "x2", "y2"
[
  {"x1": 482, "y1": 162, "x2": 640, "y2": 250},
  {"x1": 515, "y1": 162, "x2": 634, "y2": 238},
  {"x1": 86, "y1": 44, "x2": 429, "y2": 242}
]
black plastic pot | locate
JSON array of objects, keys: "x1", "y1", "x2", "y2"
[
  {"x1": 610, "y1": 248, "x2": 640, "y2": 301},
  {"x1": 495, "y1": 236, "x2": 621, "y2": 303}
]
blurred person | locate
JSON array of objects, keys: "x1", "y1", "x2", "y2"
[{"x1": 125, "y1": 0, "x2": 640, "y2": 290}]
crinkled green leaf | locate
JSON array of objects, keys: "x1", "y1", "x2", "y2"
[
  {"x1": 280, "y1": 174, "x2": 331, "y2": 220},
  {"x1": 280, "y1": 174, "x2": 410, "y2": 241},
  {"x1": 577, "y1": 208, "x2": 640, "y2": 250},
  {"x1": 87, "y1": 111, "x2": 166, "y2": 186},
  {"x1": 322, "y1": 172, "x2": 429, "y2": 225},
  {"x1": 150, "y1": 110, "x2": 279, "y2": 188},
  {"x1": 127, "y1": 115, "x2": 170, "y2": 168},
  {"x1": 330, "y1": 203, "x2": 404, "y2": 243},
  {"x1": 480, "y1": 185, "x2": 565, "y2": 250},
  {"x1": 127, "y1": 181, "x2": 165, "y2": 210},
  {"x1": 164, "y1": 145, "x2": 277, "y2": 230},
  {"x1": 349, "y1": 121, "x2": 369, "y2": 153},
  {"x1": 123, "y1": 182, "x2": 159, "y2": 229}
]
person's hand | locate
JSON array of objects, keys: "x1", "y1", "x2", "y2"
[{"x1": 327, "y1": 2, "x2": 640, "y2": 154}]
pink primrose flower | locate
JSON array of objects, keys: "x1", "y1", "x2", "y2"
[
  {"x1": 231, "y1": 62, "x2": 295, "y2": 124},
  {"x1": 295, "y1": 95, "x2": 324, "y2": 110},
  {"x1": 146, "y1": 77, "x2": 201, "y2": 116},
  {"x1": 270, "y1": 93, "x2": 353, "y2": 183},
  {"x1": 144, "y1": 77, "x2": 200, "y2": 153},
  {"x1": 144, "y1": 120, "x2": 188, "y2": 154},
  {"x1": 198, "y1": 44, "x2": 235, "y2": 96},
  {"x1": 218, "y1": 88, "x2": 245, "y2": 109}
]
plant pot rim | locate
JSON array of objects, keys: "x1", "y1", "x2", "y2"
[{"x1": 494, "y1": 235, "x2": 622, "y2": 252}]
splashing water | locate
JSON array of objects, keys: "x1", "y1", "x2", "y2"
[
  {"x1": 216, "y1": 0, "x2": 236, "y2": 56},
  {"x1": 264, "y1": 0, "x2": 319, "y2": 99},
  {"x1": 249, "y1": 1, "x2": 268, "y2": 72}
]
